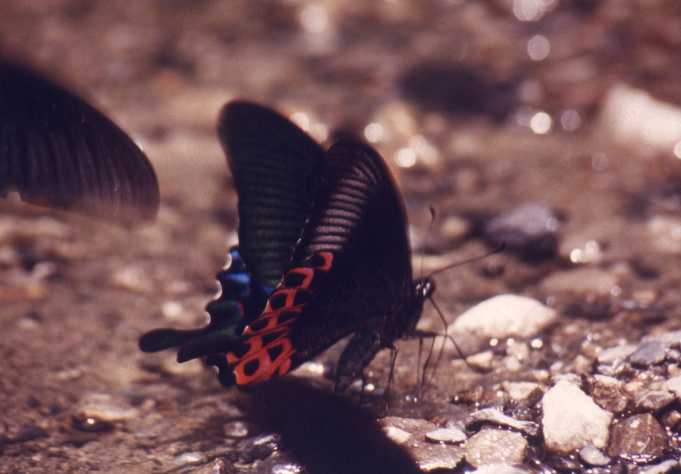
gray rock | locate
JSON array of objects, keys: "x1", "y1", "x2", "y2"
[
  {"x1": 629, "y1": 340, "x2": 669, "y2": 366},
  {"x1": 425, "y1": 427, "x2": 467, "y2": 444},
  {"x1": 579, "y1": 445, "x2": 611, "y2": 466},
  {"x1": 608, "y1": 414, "x2": 667, "y2": 463},
  {"x1": 483, "y1": 203, "x2": 559, "y2": 259},
  {"x1": 465, "y1": 408, "x2": 539, "y2": 436},
  {"x1": 542, "y1": 380, "x2": 613, "y2": 453},
  {"x1": 598, "y1": 344, "x2": 637, "y2": 364},
  {"x1": 464, "y1": 428, "x2": 527, "y2": 467}
]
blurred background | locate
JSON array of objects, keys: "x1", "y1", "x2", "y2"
[{"x1": 3, "y1": 1, "x2": 681, "y2": 472}]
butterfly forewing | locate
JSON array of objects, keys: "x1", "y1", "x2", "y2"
[
  {"x1": 218, "y1": 101, "x2": 325, "y2": 287},
  {"x1": 0, "y1": 59, "x2": 159, "y2": 223}
]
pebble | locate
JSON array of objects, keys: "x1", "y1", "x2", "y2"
[
  {"x1": 465, "y1": 408, "x2": 539, "y2": 436},
  {"x1": 607, "y1": 414, "x2": 667, "y2": 463},
  {"x1": 637, "y1": 459, "x2": 679, "y2": 474},
  {"x1": 425, "y1": 427, "x2": 467, "y2": 444},
  {"x1": 647, "y1": 215, "x2": 681, "y2": 254},
  {"x1": 111, "y1": 265, "x2": 153, "y2": 293},
  {"x1": 469, "y1": 466, "x2": 529, "y2": 474},
  {"x1": 502, "y1": 381, "x2": 544, "y2": 404},
  {"x1": 579, "y1": 445, "x2": 611, "y2": 466},
  {"x1": 542, "y1": 380, "x2": 613, "y2": 453},
  {"x1": 634, "y1": 390, "x2": 675, "y2": 412},
  {"x1": 379, "y1": 417, "x2": 464, "y2": 471},
  {"x1": 271, "y1": 463, "x2": 304, "y2": 474},
  {"x1": 466, "y1": 351, "x2": 495, "y2": 371},
  {"x1": 597, "y1": 83, "x2": 681, "y2": 153},
  {"x1": 383, "y1": 426, "x2": 412, "y2": 444},
  {"x1": 464, "y1": 428, "x2": 527, "y2": 467},
  {"x1": 449, "y1": 294, "x2": 556, "y2": 340},
  {"x1": 191, "y1": 459, "x2": 226, "y2": 474},
  {"x1": 412, "y1": 443, "x2": 465, "y2": 472},
  {"x1": 629, "y1": 340, "x2": 669, "y2": 366},
  {"x1": 174, "y1": 452, "x2": 205, "y2": 466},
  {"x1": 665, "y1": 375, "x2": 681, "y2": 399},
  {"x1": 541, "y1": 267, "x2": 619, "y2": 296},
  {"x1": 590, "y1": 375, "x2": 629, "y2": 413},
  {"x1": 598, "y1": 344, "x2": 637, "y2": 364},
  {"x1": 483, "y1": 203, "x2": 559, "y2": 260},
  {"x1": 76, "y1": 393, "x2": 139, "y2": 422},
  {"x1": 661, "y1": 410, "x2": 681, "y2": 429}
]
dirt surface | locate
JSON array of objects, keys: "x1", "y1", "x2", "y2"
[{"x1": 3, "y1": 1, "x2": 681, "y2": 473}]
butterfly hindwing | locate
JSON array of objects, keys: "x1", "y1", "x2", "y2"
[
  {"x1": 218, "y1": 101, "x2": 326, "y2": 287},
  {"x1": 0, "y1": 59, "x2": 159, "y2": 223},
  {"x1": 213, "y1": 141, "x2": 414, "y2": 386}
]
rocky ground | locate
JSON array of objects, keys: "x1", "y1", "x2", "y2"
[{"x1": 3, "y1": 1, "x2": 681, "y2": 473}]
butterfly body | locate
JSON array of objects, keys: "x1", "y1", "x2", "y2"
[{"x1": 141, "y1": 102, "x2": 435, "y2": 390}]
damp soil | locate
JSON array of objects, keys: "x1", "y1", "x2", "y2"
[{"x1": 2, "y1": 1, "x2": 681, "y2": 473}]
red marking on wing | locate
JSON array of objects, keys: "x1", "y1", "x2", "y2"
[{"x1": 225, "y1": 251, "x2": 334, "y2": 385}]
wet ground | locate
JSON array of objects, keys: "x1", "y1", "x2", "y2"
[{"x1": 3, "y1": 1, "x2": 681, "y2": 473}]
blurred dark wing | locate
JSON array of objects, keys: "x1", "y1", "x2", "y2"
[
  {"x1": 218, "y1": 101, "x2": 325, "y2": 287},
  {"x1": 0, "y1": 59, "x2": 159, "y2": 223},
  {"x1": 197, "y1": 141, "x2": 414, "y2": 386}
]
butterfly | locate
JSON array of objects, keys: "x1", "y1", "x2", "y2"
[
  {"x1": 0, "y1": 58, "x2": 159, "y2": 224},
  {"x1": 139, "y1": 102, "x2": 436, "y2": 391}
]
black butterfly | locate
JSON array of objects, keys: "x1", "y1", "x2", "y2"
[
  {"x1": 0, "y1": 59, "x2": 437, "y2": 391},
  {"x1": 0, "y1": 59, "x2": 159, "y2": 223},
  {"x1": 140, "y1": 102, "x2": 436, "y2": 390}
]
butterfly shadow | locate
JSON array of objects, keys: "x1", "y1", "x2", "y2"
[{"x1": 239, "y1": 378, "x2": 422, "y2": 474}]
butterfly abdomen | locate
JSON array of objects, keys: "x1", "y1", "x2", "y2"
[{"x1": 214, "y1": 251, "x2": 335, "y2": 385}]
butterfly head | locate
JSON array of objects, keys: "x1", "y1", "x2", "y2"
[
  {"x1": 400, "y1": 277, "x2": 435, "y2": 334},
  {"x1": 413, "y1": 277, "x2": 436, "y2": 301}
]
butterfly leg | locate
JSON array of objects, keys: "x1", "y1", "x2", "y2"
[{"x1": 334, "y1": 330, "x2": 383, "y2": 393}]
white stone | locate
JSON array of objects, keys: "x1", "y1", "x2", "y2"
[
  {"x1": 425, "y1": 427, "x2": 467, "y2": 444},
  {"x1": 542, "y1": 380, "x2": 613, "y2": 453},
  {"x1": 597, "y1": 83, "x2": 681, "y2": 154},
  {"x1": 383, "y1": 426, "x2": 412, "y2": 444},
  {"x1": 664, "y1": 375, "x2": 681, "y2": 399},
  {"x1": 449, "y1": 294, "x2": 556, "y2": 340}
]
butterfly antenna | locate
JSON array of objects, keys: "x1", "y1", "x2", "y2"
[
  {"x1": 427, "y1": 242, "x2": 506, "y2": 278},
  {"x1": 386, "y1": 347, "x2": 399, "y2": 397},
  {"x1": 420, "y1": 334, "x2": 437, "y2": 396},
  {"x1": 419, "y1": 205, "x2": 438, "y2": 278},
  {"x1": 429, "y1": 297, "x2": 475, "y2": 371}
]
